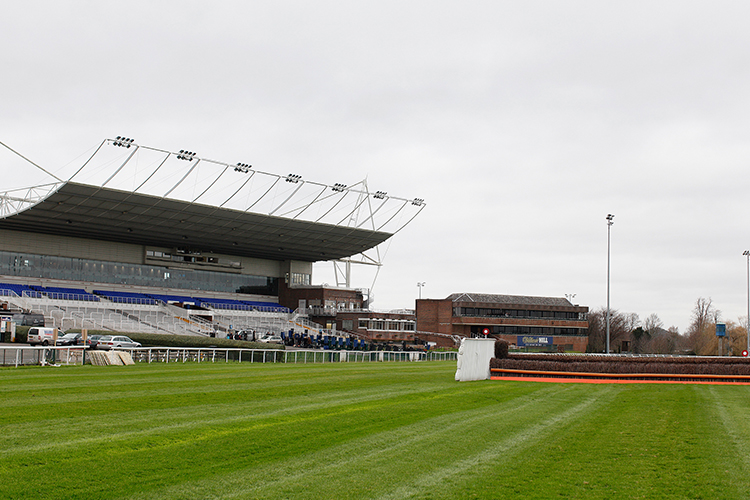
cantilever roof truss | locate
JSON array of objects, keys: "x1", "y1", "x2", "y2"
[{"x1": 0, "y1": 138, "x2": 426, "y2": 262}]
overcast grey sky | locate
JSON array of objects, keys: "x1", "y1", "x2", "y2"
[{"x1": 2, "y1": 1, "x2": 750, "y2": 333}]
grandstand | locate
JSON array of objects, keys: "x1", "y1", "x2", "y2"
[{"x1": 0, "y1": 137, "x2": 424, "y2": 340}]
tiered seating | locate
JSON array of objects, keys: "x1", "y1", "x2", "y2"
[
  {"x1": 197, "y1": 297, "x2": 246, "y2": 309},
  {"x1": 1, "y1": 281, "x2": 296, "y2": 335},
  {"x1": 93, "y1": 290, "x2": 157, "y2": 305},
  {"x1": 186, "y1": 296, "x2": 289, "y2": 312},
  {"x1": 242, "y1": 300, "x2": 289, "y2": 312},
  {"x1": 0, "y1": 282, "x2": 42, "y2": 297},
  {"x1": 148, "y1": 293, "x2": 198, "y2": 304},
  {"x1": 32, "y1": 286, "x2": 100, "y2": 301}
]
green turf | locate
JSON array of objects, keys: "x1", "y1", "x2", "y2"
[{"x1": 1, "y1": 362, "x2": 749, "y2": 499}]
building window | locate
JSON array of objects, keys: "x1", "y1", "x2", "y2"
[
  {"x1": 0, "y1": 250, "x2": 277, "y2": 295},
  {"x1": 290, "y1": 273, "x2": 311, "y2": 285}
]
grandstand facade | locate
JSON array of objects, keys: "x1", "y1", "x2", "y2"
[{"x1": 0, "y1": 137, "x2": 425, "y2": 340}]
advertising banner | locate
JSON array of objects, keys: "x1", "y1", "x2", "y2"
[{"x1": 517, "y1": 335, "x2": 553, "y2": 347}]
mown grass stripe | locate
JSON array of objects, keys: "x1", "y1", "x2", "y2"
[
  {"x1": 373, "y1": 386, "x2": 614, "y2": 500},
  {"x1": 1, "y1": 382, "x2": 465, "y2": 456},
  {"x1": 702, "y1": 385, "x2": 750, "y2": 498},
  {"x1": 125, "y1": 384, "x2": 570, "y2": 500},
  {"x1": 4, "y1": 363, "x2": 750, "y2": 499}
]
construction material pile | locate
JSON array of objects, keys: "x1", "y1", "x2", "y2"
[{"x1": 88, "y1": 350, "x2": 135, "y2": 366}]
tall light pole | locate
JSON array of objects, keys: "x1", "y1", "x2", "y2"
[
  {"x1": 606, "y1": 214, "x2": 614, "y2": 354},
  {"x1": 744, "y1": 251, "x2": 750, "y2": 353},
  {"x1": 417, "y1": 282, "x2": 425, "y2": 300}
]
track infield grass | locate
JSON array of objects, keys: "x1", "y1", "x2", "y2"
[{"x1": 2, "y1": 361, "x2": 749, "y2": 499}]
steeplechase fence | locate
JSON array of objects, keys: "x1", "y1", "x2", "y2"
[{"x1": 0, "y1": 346, "x2": 457, "y2": 367}]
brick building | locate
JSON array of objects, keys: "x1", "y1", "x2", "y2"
[
  {"x1": 416, "y1": 293, "x2": 589, "y2": 351},
  {"x1": 278, "y1": 282, "x2": 416, "y2": 342},
  {"x1": 335, "y1": 310, "x2": 416, "y2": 342}
]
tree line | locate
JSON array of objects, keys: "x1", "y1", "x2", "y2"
[{"x1": 586, "y1": 297, "x2": 749, "y2": 356}]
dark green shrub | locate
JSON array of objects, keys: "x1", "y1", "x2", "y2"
[{"x1": 494, "y1": 339, "x2": 509, "y2": 359}]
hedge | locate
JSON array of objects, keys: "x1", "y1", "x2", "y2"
[{"x1": 490, "y1": 353, "x2": 750, "y2": 376}]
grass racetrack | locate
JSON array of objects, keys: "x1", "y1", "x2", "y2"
[{"x1": 2, "y1": 361, "x2": 750, "y2": 499}]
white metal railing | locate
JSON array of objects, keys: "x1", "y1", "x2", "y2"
[
  {"x1": 0, "y1": 346, "x2": 87, "y2": 367},
  {"x1": 203, "y1": 302, "x2": 290, "y2": 313},
  {"x1": 123, "y1": 348, "x2": 457, "y2": 364},
  {"x1": 0, "y1": 346, "x2": 457, "y2": 367}
]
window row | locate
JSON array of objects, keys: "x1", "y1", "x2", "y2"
[
  {"x1": 472, "y1": 325, "x2": 585, "y2": 336},
  {"x1": 0, "y1": 251, "x2": 278, "y2": 295},
  {"x1": 456, "y1": 307, "x2": 584, "y2": 320},
  {"x1": 358, "y1": 319, "x2": 416, "y2": 331}
]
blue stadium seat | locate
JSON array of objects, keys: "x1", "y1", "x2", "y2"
[
  {"x1": 34, "y1": 286, "x2": 100, "y2": 301},
  {"x1": 93, "y1": 290, "x2": 157, "y2": 305}
]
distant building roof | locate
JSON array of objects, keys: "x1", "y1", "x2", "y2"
[{"x1": 447, "y1": 293, "x2": 575, "y2": 307}]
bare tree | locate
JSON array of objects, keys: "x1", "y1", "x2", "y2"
[
  {"x1": 643, "y1": 313, "x2": 663, "y2": 335},
  {"x1": 630, "y1": 326, "x2": 649, "y2": 354},
  {"x1": 686, "y1": 297, "x2": 719, "y2": 355},
  {"x1": 586, "y1": 308, "x2": 637, "y2": 353}
]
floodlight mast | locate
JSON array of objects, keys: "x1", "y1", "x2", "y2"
[
  {"x1": 606, "y1": 214, "x2": 614, "y2": 354},
  {"x1": 744, "y1": 250, "x2": 750, "y2": 353}
]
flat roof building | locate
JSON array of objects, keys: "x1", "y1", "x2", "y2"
[{"x1": 416, "y1": 293, "x2": 589, "y2": 351}]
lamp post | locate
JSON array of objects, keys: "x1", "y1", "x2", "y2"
[
  {"x1": 744, "y1": 251, "x2": 750, "y2": 353},
  {"x1": 417, "y1": 282, "x2": 425, "y2": 300},
  {"x1": 606, "y1": 214, "x2": 614, "y2": 354}
]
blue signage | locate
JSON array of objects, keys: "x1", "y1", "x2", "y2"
[
  {"x1": 716, "y1": 323, "x2": 726, "y2": 337},
  {"x1": 517, "y1": 335, "x2": 553, "y2": 347}
]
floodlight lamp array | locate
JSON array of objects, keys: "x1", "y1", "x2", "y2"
[
  {"x1": 177, "y1": 150, "x2": 196, "y2": 161},
  {"x1": 113, "y1": 136, "x2": 134, "y2": 148},
  {"x1": 286, "y1": 173, "x2": 302, "y2": 183},
  {"x1": 234, "y1": 163, "x2": 252, "y2": 173}
]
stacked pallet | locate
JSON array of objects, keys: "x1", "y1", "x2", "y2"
[
  {"x1": 88, "y1": 351, "x2": 135, "y2": 366},
  {"x1": 117, "y1": 351, "x2": 135, "y2": 365}
]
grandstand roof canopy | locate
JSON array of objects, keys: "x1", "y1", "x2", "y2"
[
  {"x1": 448, "y1": 293, "x2": 583, "y2": 308},
  {"x1": 0, "y1": 182, "x2": 392, "y2": 261},
  {"x1": 0, "y1": 138, "x2": 425, "y2": 262}
]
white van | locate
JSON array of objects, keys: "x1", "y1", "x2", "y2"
[{"x1": 28, "y1": 327, "x2": 57, "y2": 346}]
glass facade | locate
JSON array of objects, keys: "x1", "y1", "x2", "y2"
[
  {"x1": 456, "y1": 307, "x2": 586, "y2": 320},
  {"x1": 358, "y1": 319, "x2": 416, "y2": 331},
  {"x1": 471, "y1": 325, "x2": 584, "y2": 336},
  {"x1": 0, "y1": 250, "x2": 278, "y2": 295}
]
